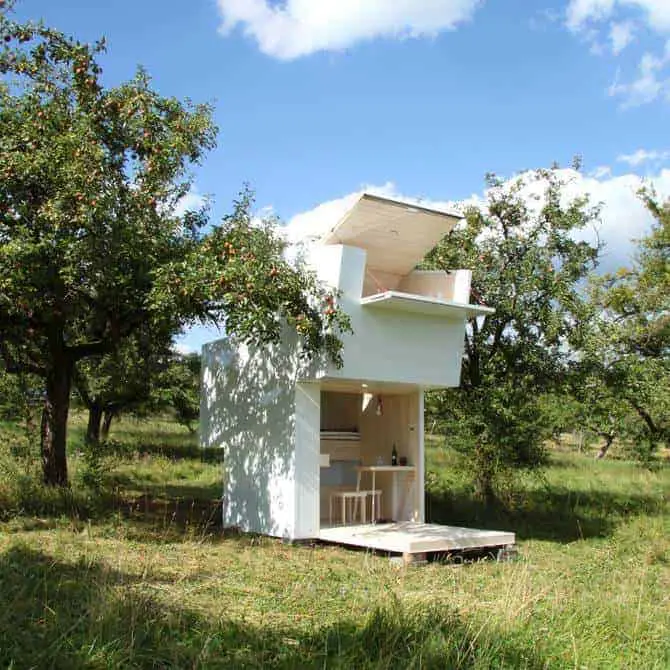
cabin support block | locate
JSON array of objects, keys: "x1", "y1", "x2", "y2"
[
  {"x1": 402, "y1": 551, "x2": 427, "y2": 566},
  {"x1": 496, "y1": 544, "x2": 518, "y2": 562}
]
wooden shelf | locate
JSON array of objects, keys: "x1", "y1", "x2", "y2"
[
  {"x1": 320, "y1": 434, "x2": 361, "y2": 463},
  {"x1": 356, "y1": 465, "x2": 415, "y2": 472},
  {"x1": 320, "y1": 431, "x2": 360, "y2": 441}
]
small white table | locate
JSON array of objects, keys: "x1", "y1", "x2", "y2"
[{"x1": 355, "y1": 465, "x2": 416, "y2": 522}]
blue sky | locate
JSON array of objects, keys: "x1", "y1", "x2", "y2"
[{"x1": 11, "y1": 0, "x2": 670, "y2": 350}]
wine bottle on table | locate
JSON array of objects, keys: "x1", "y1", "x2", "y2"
[{"x1": 391, "y1": 443, "x2": 398, "y2": 466}]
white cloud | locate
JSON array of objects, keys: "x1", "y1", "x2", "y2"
[
  {"x1": 486, "y1": 168, "x2": 670, "y2": 270},
  {"x1": 552, "y1": 168, "x2": 670, "y2": 269},
  {"x1": 472, "y1": 168, "x2": 670, "y2": 269},
  {"x1": 610, "y1": 20, "x2": 635, "y2": 53},
  {"x1": 174, "y1": 190, "x2": 207, "y2": 217},
  {"x1": 566, "y1": 0, "x2": 616, "y2": 31},
  {"x1": 216, "y1": 0, "x2": 483, "y2": 60},
  {"x1": 567, "y1": 0, "x2": 670, "y2": 32},
  {"x1": 566, "y1": 1, "x2": 670, "y2": 106},
  {"x1": 617, "y1": 148, "x2": 670, "y2": 165},
  {"x1": 608, "y1": 47, "x2": 670, "y2": 106},
  {"x1": 283, "y1": 169, "x2": 670, "y2": 273}
]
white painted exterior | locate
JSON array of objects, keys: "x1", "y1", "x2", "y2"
[
  {"x1": 201, "y1": 335, "x2": 301, "y2": 538},
  {"x1": 201, "y1": 194, "x2": 492, "y2": 541},
  {"x1": 294, "y1": 382, "x2": 321, "y2": 538},
  {"x1": 306, "y1": 244, "x2": 470, "y2": 388}
]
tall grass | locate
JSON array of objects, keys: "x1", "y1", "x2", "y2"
[{"x1": 0, "y1": 417, "x2": 668, "y2": 668}]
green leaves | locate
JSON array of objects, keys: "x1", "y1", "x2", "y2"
[{"x1": 0, "y1": 14, "x2": 349, "y2": 370}]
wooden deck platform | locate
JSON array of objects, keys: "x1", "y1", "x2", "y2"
[{"x1": 318, "y1": 522, "x2": 515, "y2": 558}]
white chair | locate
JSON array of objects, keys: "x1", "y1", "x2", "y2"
[{"x1": 330, "y1": 490, "x2": 368, "y2": 525}]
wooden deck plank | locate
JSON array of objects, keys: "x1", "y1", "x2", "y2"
[{"x1": 319, "y1": 522, "x2": 515, "y2": 555}]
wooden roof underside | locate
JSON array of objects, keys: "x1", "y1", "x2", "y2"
[{"x1": 321, "y1": 193, "x2": 462, "y2": 276}]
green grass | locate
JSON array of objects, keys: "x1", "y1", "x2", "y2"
[{"x1": 0, "y1": 417, "x2": 668, "y2": 668}]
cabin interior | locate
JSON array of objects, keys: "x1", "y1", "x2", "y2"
[
  {"x1": 362, "y1": 268, "x2": 468, "y2": 302},
  {"x1": 318, "y1": 384, "x2": 422, "y2": 527}
]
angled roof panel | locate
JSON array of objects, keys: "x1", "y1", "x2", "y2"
[{"x1": 321, "y1": 193, "x2": 462, "y2": 276}]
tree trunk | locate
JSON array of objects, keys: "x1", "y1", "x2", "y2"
[
  {"x1": 596, "y1": 434, "x2": 614, "y2": 460},
  {"x1": 101, "y1": 410, "x2": 114, "y2": 440},
  {"x1": 475, "y1": 474, "x2": 496, "y2": 508},
  {"x1": 86, "y1": 402, "x2": 103, "y2": 446},
  {"x1": 473, "y1": 442, "x2": 497, "y2": 507},
  {"x1": 41, "y1": 364, "x2": 72, "y2": 487}
]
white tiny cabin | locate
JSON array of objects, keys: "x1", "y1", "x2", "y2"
[{"x1": 201, "y1": 194, "x2": 500, "y2": 548}]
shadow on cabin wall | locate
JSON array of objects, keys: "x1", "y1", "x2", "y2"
[{"x1": 201, "y1": 332, "x2": 302, "y2": 538}]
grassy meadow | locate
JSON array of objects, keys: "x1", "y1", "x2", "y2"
[{"x1": 0, "y1": 414, "x2": 668, "y2": 669}]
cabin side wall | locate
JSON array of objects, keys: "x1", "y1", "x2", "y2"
[
  {"x1": 294, "y1": 382, "x2": 321, "y2": 539},
  {"x1": 201, "y1": 336, "x2": 299, "y2": 539}
]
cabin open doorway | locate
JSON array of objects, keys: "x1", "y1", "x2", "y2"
[
  {"x1": 318, "y1": 382, "x2": 423, "y2": 528},
  {"x1": 315, "y1": 381, "x2": 516, "y2": 562}
]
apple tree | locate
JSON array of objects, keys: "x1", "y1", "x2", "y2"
[
  {"x1": 579, "y1": 193, "x2": 669, "y2": 461},
  {"x1": 72, "y1": 327, "x2": 175, "y2": 446},
  {"x1": 0, "y1": 11, "x2": 349, "y2": 486},
  {"x1": 423, "y1": 168, "x2": 601, "y2": 502}
]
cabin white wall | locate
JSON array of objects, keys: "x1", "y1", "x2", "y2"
[
  {"x1": 398, "y1": 270, "x2": 472, "y2": 304},
  {"x1": 451, "y1": 270, "x2": 472, "y2": 304},
  {"x1": 201, "y1": 336, "x2": 300, "y2": 539},
  {"x1": 294, "y1": 382, "x2": 321, "y2": 538},
  {"x1": 307, "y1": 244, "x2": 466, "y2": 388}
]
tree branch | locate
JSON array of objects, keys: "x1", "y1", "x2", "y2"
[
  {"x1": 71, "y1": 365, "x2": 93, "y2": 409},
  {"x1": 629, "y1": 399, "x2": 658, "y2": 436},
  {"x1": 67, "y1": 340, "x2": 114, "y2": 360},
  {"x1": 0, "y1": 341, "x2": 45, "y2": 376}
]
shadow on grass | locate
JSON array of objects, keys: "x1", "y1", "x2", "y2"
[
  {"x1": 0, "y1": 421, "x2": 225, "y2": 539},
  {"x1": 426, "y1": 486, "x2": 667, "y2": 543},
  {"x1": 107, "y1": 470, "x2": 222, "y2": 502},
  {"x1": 135, "y1": 443, "x2": 223, "y2": 463},
  {"x1": 112, "y1": 491, "x2": 225, "y2": 543},
  {"x1": 1, "y1": 494, "x2": 227, "y2": 546},
  {"x1": 0, "y1": 544, "x2": 548, "y2": 669},
  {"x1": 0, "y1": 472, "x2": 224, "y2": 543},
  {"x1": 4, "y1": 470, "x2": 665, "y2": 547},
  {"x1": 99, "y1": 437, "x2": 223, "y2": 463}
]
